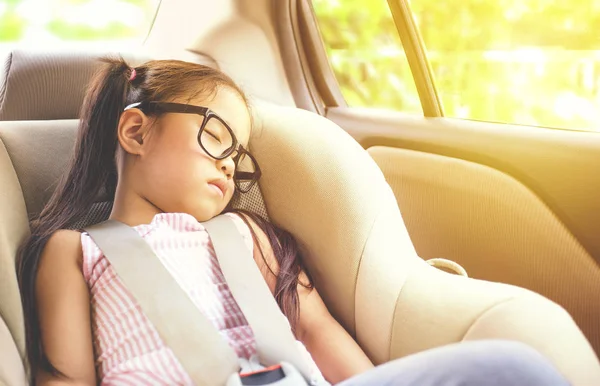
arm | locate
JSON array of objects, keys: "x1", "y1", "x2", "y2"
[
  {"x1": 294, "y1": 275, "x2": 374, "y2": 383},
  {"x1": 35, "y1": 230, "x2": 96, "y2": 385},
  {"x1": 240, "y1": 215, "x2": 374, "y2": 383}
]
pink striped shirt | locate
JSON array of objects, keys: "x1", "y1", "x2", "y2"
[{"x1": 81, "y1": 212, "x2": 325, "y2": 385}]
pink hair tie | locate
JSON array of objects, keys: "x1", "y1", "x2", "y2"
[{"x1": 129, "y1": 68, "x2": 137, "y2": 81}]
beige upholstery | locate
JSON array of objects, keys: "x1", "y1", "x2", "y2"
[
  {"x1": 0, "y1": 50, "x2": 217, "y2": 120},
  {"x1": 0, "y1": 121, "x2": 77, "y2": 218},
  {"x1": 0, "y1": 135, "x2": 29, "y2": 356},
  {"x1": 0, "y1": 316, "x2": 26, "y2": 386},
  {"x1": 368, "y1": 146, "x2": 600, "y2": 356},
  {"x1": 0, "y1": 52, "x2": 599, "y2": 385},
  {"x1": 251, "y1": 101, "x2": 600, "y2": 385}
]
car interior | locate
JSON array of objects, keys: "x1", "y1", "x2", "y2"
[{"x1": 1, "y1": 0, "x2": 600, "y2": 385}]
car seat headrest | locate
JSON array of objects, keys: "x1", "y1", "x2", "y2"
[{"x1": 0, "y1": 50, "x2": 218, "y2": 121}]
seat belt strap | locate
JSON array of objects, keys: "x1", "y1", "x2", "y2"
[
  {"x1": 85, "y1": 220, "x2": 239, "y2": 386},
  {"x1": 203, "y1": 216, "x2": 312, "y2": 379}
]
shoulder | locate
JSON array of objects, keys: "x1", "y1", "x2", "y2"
[
  {"x1": 224, "y1": 212, "x2": 270, "y2": 248},
  {"x1": 224, "y1": 211, "x2": 272, "y2": 255},
  {"x1": 43, "y1": 230, "x2": 82, "y2": 257},
  {"x1": 38, "y1": 230, "x2": 84, "y2": 279},
  {"x1": 225, "y1": 211, "x2": 279, "y2": 291}
]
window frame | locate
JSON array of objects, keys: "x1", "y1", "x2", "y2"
[
  {"x1": 143, "y1": 0, "x2": 163, "y2": 45},
  {"x1": 386, "y1": 0, "x2": 442, "y2": 117},
  {"x1": 275, "y1": 0, "x2": 326, "y2": 114},
  {"x1": 278, "y1": 0, "x2": 442, "y2": 117},
  {"x1": 297, "y1": 0, "x2": 347, "y2": 109}
]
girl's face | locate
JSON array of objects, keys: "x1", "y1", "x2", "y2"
[{"x1": 133, "y1": 86, "x2": 252, "y2": 222}]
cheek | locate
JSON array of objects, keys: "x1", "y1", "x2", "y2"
[
  {"x1": 135, "y1": 127, "x2": 233, "y2": 217},
  {"x1": 140, "y1": 141, "x2": 216, "y2": 203},
  {"x1": 147, "y1": 147, "x2": 206, "y2": 185}
]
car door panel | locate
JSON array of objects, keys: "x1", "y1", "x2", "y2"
[{"x1": 326, "y1": 107, "x2": 600, "y2": 354}]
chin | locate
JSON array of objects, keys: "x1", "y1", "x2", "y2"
[{"x1": 189, "y1": 204, "x2": 225, "y2": 223}]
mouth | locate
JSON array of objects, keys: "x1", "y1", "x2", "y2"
[{"x1": 208, "y1": 179, "x2": 228, "y2": 198}]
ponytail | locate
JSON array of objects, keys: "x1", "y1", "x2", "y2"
[{"x1": 17, "y1": 57, "x2": 133, "y2": 379}]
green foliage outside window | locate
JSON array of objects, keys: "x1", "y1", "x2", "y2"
[
  {"x1": 0, "y1": 0, "x2": 157, "y2": 43},
  {"x1": 312, "y1": 0, "x2": 422, "y2": 114},
  {"x1": 313, "y1": 0, "x2": 600, "y2": 131}
]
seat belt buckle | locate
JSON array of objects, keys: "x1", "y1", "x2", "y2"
[
  {"x1": 226, "y1": 362, "x2": 309, "y2": 386},
  {"x1": 239, "y1": 364, "x2": 285, "y2": 385}
]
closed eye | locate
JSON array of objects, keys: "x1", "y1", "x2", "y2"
[{"x1": 205, "y1": 130, "x2": 222, "y2": 143}]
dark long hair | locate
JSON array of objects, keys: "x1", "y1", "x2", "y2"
[{"x1": 17, "y1": 57, "x2": 310, "y2": 382}]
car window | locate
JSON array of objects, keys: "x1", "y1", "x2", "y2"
[
  {"x1": 0, "y1": 0, "x2": 160, "y2": 49},
  {"x1": 411, "y1": 0, "x2": 600, "y2": 131},
  {"x1": 313, "y1": 0, "x2": 600, "y2": 131},
  {"x1": 312, "y1": 0, "x2": 422, "y2": 115}
]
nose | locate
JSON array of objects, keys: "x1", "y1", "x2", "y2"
[{"x1": 216, "y1": 156, "x2": 235, "y2": 180}]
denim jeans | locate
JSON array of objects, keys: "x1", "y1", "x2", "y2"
[{"x1": 336, "y1": 340, "x2": 569, "y2": 386}]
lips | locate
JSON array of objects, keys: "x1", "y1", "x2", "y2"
[{"x1": 208, "y1": 179, "x2": 228, "y2": 197}]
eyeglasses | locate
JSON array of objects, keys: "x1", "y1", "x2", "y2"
[{"x1": 124, "y1": 101, "x2": 261, "y2": 193}]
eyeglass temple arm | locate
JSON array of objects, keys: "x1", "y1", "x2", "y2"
[{"x1": 235, "y1": 171, "x2": 256, "y2": 180}]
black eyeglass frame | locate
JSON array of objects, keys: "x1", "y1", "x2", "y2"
[{"x1": 124, "y1": 101, "x2": 261, "y2": 193}]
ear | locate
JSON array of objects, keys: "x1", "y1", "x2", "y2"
[{"x1": 117, "y1": 108, "x2": 151, "y2": 156}]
